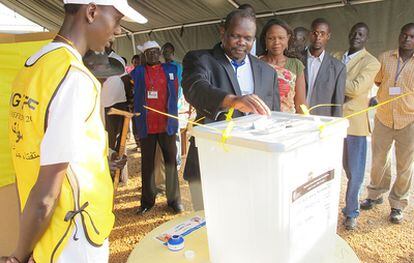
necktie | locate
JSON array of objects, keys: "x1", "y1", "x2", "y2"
[{"x1": 231, "y1": 59, "x2": 246, "y2": 76}]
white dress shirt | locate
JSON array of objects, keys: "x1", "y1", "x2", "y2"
[
  {"x1": 225, "y1": 54, "x2": 254, "y2": 95},
  {"x1": 250, "y1": 39, "x2": 257, "y2": 56},
  {"x1": 101, "y1": 75, "x2": 127, "y2": 108},
  {"x1": 306, "y1": 50, "x2": 325, "y2": 103},
  {"x1": 342, "y1": 49, "x2": 363, "y2": 65}
]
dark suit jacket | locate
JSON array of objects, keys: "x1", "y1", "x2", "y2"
[
  {"x1": 304, "y1": 51, "x2": 346, "y2": 117},
  {"x1": 182, "y1": 43, "x2": 280, "y2": 181}
]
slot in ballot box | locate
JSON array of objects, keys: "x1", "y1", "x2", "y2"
[{"x1": 192, "y1": 112, "x2": 348, "y2": 263}]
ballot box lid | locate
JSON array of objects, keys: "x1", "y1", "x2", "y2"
[{"x1": 191, "y1": 111, "x2": 349, "y2": 152}]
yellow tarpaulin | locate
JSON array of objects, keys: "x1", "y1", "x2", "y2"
[{"x1": 0, "y1": 32, "x2": 54, "y2": 187}]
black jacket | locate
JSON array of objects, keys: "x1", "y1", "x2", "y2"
[
  {"x1": 304, "y1": 51, "x2": 346, "y2": 117},
  {"x1": 182, "y1": 43, "x2": 280, "y2": 181}
]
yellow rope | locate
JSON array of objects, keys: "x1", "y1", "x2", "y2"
[
  {"x1": 301, "y1": 91, "x2": 414, "y2": 132},
  {"x1": 221, "y1": 108, "x2": 235, "y2": 150},
  {"x1": 308, "y1": 103, "x2": 342, "y2": 113},
  {"x1": 300, "y1": 103, "x2": 342, "y2": 116},
  {"x1": 143, "y1": 105, "x2": 221, "y2": 132},
  {"x1": 194, "y1": 116, "x2": 206, "y2": 123},
  {"x1": 145, "y1": 91, "x2": 413, "y2": 145},
  {"x1": 320, "y1": 92, "x2": 414, "y2": 132},
  {"x1": 143, "y1": 106, "x2": 235, "y2": 148}
]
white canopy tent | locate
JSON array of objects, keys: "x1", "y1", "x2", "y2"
[{"x1": 1, "y1": 0, "x2": 413, "y2": 62}]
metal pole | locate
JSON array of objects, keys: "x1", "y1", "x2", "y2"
[
  {"x1": 131, "y1": 34, "x2": 136, "y2": 55},
  {"x1": 227, "y1": 0, "x2": 239, "y2": 8}
]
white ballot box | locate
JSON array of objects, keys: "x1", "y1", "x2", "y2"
[{"x1": 192, "y1": 112, "x2": 349, "y2": 263}]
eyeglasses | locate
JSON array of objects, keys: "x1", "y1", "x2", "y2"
[
  {"x1": 311, "y1": 31, "x2": 328, "y2": 37},
  {"x1": 145, "y1": 49, "x2": 160, "y2": 55},
  {"x1": 228, "y1": 34, "x2": 255, "y2": 43}
]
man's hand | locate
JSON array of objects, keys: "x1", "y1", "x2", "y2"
[
  {"x1": 0, "y1": 255, "x2": 36, "y2": 263},
  {"x1": 109, "y1": 154, "x2": 128, "y2": 172},
  {"x1": 10, "y1": 163, "x2": 67, "y2": 263},
  {"x1": 0, "y1": 256, "x2": 12, "y2": 263},
  {"x1": 222, "y1": 94, "x2": 271, "y2": 116},
  {"x1": 0, "y1": 256, "x2": 22, "y2": 263},
  {"x1": 127, "y1": 104, "x2": 134, "y2": 113}
]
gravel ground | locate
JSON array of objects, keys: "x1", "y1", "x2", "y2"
[{"x1": 109, "y1": 138, "x2": 414, "y2": 263}]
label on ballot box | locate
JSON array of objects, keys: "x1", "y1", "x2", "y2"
[{"x1": 290, "y1": 170, "x2": 335, "y2": 260}]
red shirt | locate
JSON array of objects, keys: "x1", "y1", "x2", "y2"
[{"x1": 145, "y1": 64, "x2": 168, "y2": 134}]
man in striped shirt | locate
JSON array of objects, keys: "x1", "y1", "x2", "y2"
[{"x1": 361, "y1": 23, "x2": 414, "y2": 224}]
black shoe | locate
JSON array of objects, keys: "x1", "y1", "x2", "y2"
[
  {"x1": 360, "y1": 197, "x2": 384, "y2": 210},
  {"x1": 389, "y1": 208, "x2": 403, "y2": 224},
  {"x1": 343, "y1": 217, "x2": 357, "y2": 230},
  {"x1": 136, "y1": 206, "x2": 153, "y2": 215},
  {"x1": 169, "y1": 203, "x2": 184, "y2": 214}
]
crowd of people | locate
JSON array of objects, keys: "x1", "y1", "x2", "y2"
[
  {"x1": 124, "y1": 5, "x2": 414, "y2": 232},
  {"x1": 3, "y1": 1, "x2": 414, "y2": 263}
]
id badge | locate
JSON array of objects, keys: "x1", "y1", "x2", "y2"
[
  {"x1": 169, "y1": 73, "x2": 175, "y2": 80},
  {"x1": 389, "y1": 87, "x2": 401, "y2": 96},
  {"x1": 147, "y1": 90, "x2": 158, "y2": 99}
]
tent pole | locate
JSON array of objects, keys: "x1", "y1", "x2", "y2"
[
  {"x1": 227, "y1": 0, "x2": 239, "y2": 8},
  {"x1": 131, "y1": 34, "x2": 136, "y2": 55}
]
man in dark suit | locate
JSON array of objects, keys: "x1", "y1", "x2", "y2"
[
  {"x1": 305, "y1": 18, "x2": 346, "y2": 117},
  {"x1": 182, "y1": 9, "x2": 280, "y2": 210}
]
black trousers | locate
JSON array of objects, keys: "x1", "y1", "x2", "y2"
[
  {"x1": 139, "y1": 133, "x2": 181, "y2": 208},
  {"x1": 104, "y1": 102, "x2": 128, "y2": 152}
]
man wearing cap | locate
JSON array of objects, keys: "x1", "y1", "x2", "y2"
[
  {"x1": 131, "y1": 41, "x2": 183, "y2": 215},
  {"x1": 182, "y1": 9, "x2": 280, "y2": 210},
  {"x1": 153, "y1": 42, "x2": 186, "y2": 194},
  {"x1": 3, "y1": 1, "x2": 145, "y2": 263},
  {"x1": 102, "y1": 43, "x2": 134, "y2": 153},
  {"x1": 101, "y1": 43, "x2": 134, "y2": 183}
]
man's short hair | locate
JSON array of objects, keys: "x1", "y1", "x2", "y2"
[
  {"x1": 131, "y1": 54, "x2": 140, "y2": 61},
  {"x1": 351, "y1": 22, "x2": 370, "y2": 35},
  {"x1": 294, "y1": 26, "x2": 310, "y2": 35},
  {"x1": 401, "y1": 23, "x2": 414, "y2": 33},
  {"x1": 238, "y1": 4, "x2": 255, "y2": 16},
  {"x1": 162, "y1": 42, "x2": 175, "y2": 52},
  {"x1": 224, "y1": 9, "x2": 256, "y2": 31},
  {"x1": 64, "y1": 4, "x2": 82, "y2": 14},
  {"x1": 311, "y1": 18, "x2": 330, "y2": 32}
]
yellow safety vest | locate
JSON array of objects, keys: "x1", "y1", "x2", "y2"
[{"x1": 9, "y1": 45, "x2": 114, "y2": 262}]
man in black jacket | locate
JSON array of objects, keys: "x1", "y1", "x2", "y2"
[
  {"x1": 304, "y1": 18, "x2": 346, "y2": 117},
  {"x1": 182, "y1": 9, "x2": 280, "y2": 210}
]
